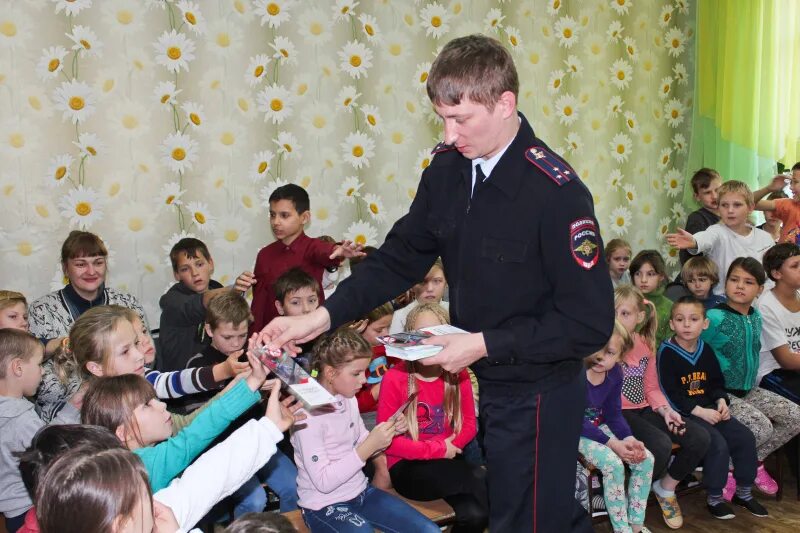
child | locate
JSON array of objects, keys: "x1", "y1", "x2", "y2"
[
  {"x1": 701, "y1": 257, "x2": 800, "y2": 497},
  {"x1": 606, "y1": 239, "x2": 633, "y2": 288},
  {"x1": 377, "y1": 303, "x2": 487, "y2": 533},
  {"x1": 159, "y1": 237, "x2": 249, "y2": 371},
  {"x1": 291, "y1": 327, "x2": 439, "y2": 533},
  {"x1": 630, "y1": 250, "x2": 673, "y2": 346},
  {"x1": 0, "y1": 292, "x2": 28, "y2": 331},
  {"x1": 657, "y1": 295, "x2": 767, "y2": 519},
  {"x1": 679, "y1": 168, "x2": 722, "y2": 266},
  {"x1": 579, "y1": 320, "x2": 654, "y2": 533},
  {"x1": 0, "y1": 330, "x2": 77, "y2": 533},
  {"x1": 352, "y1": 302, "x2": 394, "y2": 418},
  {"x1": 753, "y1": 163, "x2": 800, "y2": 243},
  {"x1": 681, "y1": 257, "x2": 727, "y2": 309},
  {"x1": 614, "y1": 285, "x2": 710, "y2": 529},
  {"x1": 250, "y1": 184, "x2": 362, "y2": 333},
  {"x1": 666, "y1": 180, "x2": 774, "y2": 295},
  {"x1": 273, "y1": 267, "x2": 321, "y2": 319},
  {"x1": 80, "y1": 350, "x2": 266, "y2": 492},
  {"x1": 390, "y1": 258, "x2": 449, "y2": 333},
  {"x1": 225, "y1": 512, "x2": 295, "y2": 533},
  {"x1": 756, "y1": 190, "x2": 787, "y2": 242},
  {"x1": 758, "y1": 243, "x2": 800, "y2": 403}
]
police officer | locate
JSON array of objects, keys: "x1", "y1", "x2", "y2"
[{"x1": 259, "y1": 34, "x2": 614, "y2": 532}]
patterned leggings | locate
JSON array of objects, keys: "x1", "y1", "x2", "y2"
[
  {"x1": 579, "y1": 431, "x2": 654, "y2": 533},
  {"x1": 728, "y1": 387, "x2": 800, "y2": 461}
]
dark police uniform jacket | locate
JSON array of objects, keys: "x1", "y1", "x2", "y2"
[{"x1": 325, "y1": 112, "x2": 615, "y2": 391}]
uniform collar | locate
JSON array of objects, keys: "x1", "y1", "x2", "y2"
[{"x1": 477, "y1": 112, "x2": 536, "y2": 200}]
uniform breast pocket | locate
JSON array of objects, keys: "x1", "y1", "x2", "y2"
[
  {"x1": 480, "y1": 237, "x2": 529, "y2": 263},
  {"x1": 426, "y1": 213, "x2": 457, "y2": 239}
]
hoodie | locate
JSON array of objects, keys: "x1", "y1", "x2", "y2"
[{"x1": 0, "y1": 398, "x2": 46, "y2": 518}]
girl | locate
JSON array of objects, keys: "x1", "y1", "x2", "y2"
[
  {"x1": 606, "y1": 239, "x2": 633, "y2": 288},
  {"x1": 701, "y1": 257, "x2": 800, "y2": 499},
  {"x1": 377, "y1": 303, "x2": 487, "y2": 533},
  {"x1": 292, "y1": 327, "x2": 439, "y2": 533},
  {"x1": 630, "y1": 250, "x2": 673, "y2": 347},
  {"x1": 580, "y1": 320, "x2": 654, "y2": 533},
  {"x1": 352, "y1": 302, "x2": 395, "y2": 418},
  {"x1": 0, "y1": 291, "x2": 28, "y2": 331},
  {"x1": 391, "y1": 258, "x2": 449, "y2": 333},
  {"x1": 615, "y1": 286, "x2": 710, "y2": 529},
  {"x1": 80, "y1": 350, "x2": 266, "y2": 492}
]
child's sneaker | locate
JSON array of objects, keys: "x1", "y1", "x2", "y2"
[
  {"x1": 754, "y1": 464, "x2": 779, "y2": 495},
  {"x1": 731, "y1": 495, "x2": 769, "y2": 517},
  {"x1": 707, "y1": 501, "x2": 735, "y2": 520},
  {"x1": 651, "y1": 483, "x2": 683, "y2": 529},
  {"x1": 722, "y1": 471, "x2": 736, "y2": 501}
]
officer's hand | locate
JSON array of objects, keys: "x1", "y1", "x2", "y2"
[
  {"x1": 257, "y1": 308, "x2": 331, "y2": 354},
  {"x1": 420, "y1": 333, "x2": 487, "y2": 373}
]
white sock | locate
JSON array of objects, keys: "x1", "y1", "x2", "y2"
[{"x1": 652, "y1": 478, "x2": 676, "y2": 497}]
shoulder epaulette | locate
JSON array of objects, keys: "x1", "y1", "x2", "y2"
[
  {"x1": 431, "y1": 141, "x2": 456, "y2": 155},
  {"x1": 524, "y1": 144, "x2": 578, "y2": 186}
]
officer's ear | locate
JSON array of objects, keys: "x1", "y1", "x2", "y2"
[{"x1": 494, "y1": 91, "x2": 517, "y2": 120}]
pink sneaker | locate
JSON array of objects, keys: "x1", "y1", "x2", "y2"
[
  {"x1": 722, "y1": 471, "x2": 736, "y2": 501},
  {"x1": 755, "y1": 464, "x2": 779, "y2": 495}
]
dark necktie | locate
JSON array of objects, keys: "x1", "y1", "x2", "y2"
[{"x1": 473, "y1": 164, "x2": 487, "y2": 197}]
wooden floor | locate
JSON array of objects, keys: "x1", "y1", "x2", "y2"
[{"x1": 595, "y1": 466, "x2": 800, "y2": 532}]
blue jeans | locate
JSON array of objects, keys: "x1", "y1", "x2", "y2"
[
  {"x1": 231, "y1": 448, "x2": 299, "y2": 518},
  {"x1": 302, "y1": 485, "x2": 440, "y2": 533}
]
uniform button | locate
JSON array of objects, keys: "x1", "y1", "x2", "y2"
[{"x1": 497, "y1": 254, "x2": 504, "y2": 262}]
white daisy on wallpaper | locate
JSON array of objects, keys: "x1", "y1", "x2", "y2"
[
  {"x1": 547, "y1": 69, "x2": 566, "y2": 95},
  {"x1": 362, "y1": 193, "x2": 386, "y2": 222},
  {"x1": 339, "y1": 40, "x2": 373, "y2": 79},
  {"x1": 607, "y1": 95, "x2": 624, "y2": 115},
  {"x1": 206, "y1": 19, "x2": 242, "y2": 58},
  {"x1": 108, "y1": 99, "x2": 151, "y2": 139},
  {"x1": 673, "y1": 63, "x2": 688, "y2": 85},
  {"x1": 664, "y1": 98, "x2": 686, "y2": 127},
  {"x1": 209, "y1": 118, "x2": 244, "y2": 154},
  {"x1": 0, "y1": 117, "x2": 39, "y2": 158},
  {"x1": 59, "y1": 185, "x2": 103, "y2": 230},
  {"x1": 346, "y1": 221, "x2": 378, "y2": 247},
  {"x1": 563, "y1": 55, "x2": 582, "y2": 76},
  {"x1": 672, "y1": 133, "x2": 687, "y2": 153},
  {"x1": 2, "y1": 228, "x2": 45, "y2": 268},
  {"x1": 664, "y1": 27, "x2": 686, "y2": 57},
  {"x1": 359, "y1": 13, "x2": 381, "y2": 42},
  {"x1": 609, "y1": 133, "x2": 632, "y2": 163},
  {"x1": 564, "y1": 132, "x2": 582, "y2": 153},
  {"x1": 413, "y1": 62, "x2": 432, "y2": 92},
  {"x1": 161, "y1": 131, "x2": 199, "y2": 174},
  {"x1": 383, "y1": 120, "x2": 410, "y2": 153},
  {"x1": 657, "y1": 148, "x2": 672, "y2": 170},
  {"x1": 118, "y1": 202, "x2": 155, "y2": 241},
  {"x1": 622, "y1": 184, "x2": 638, "y2": 205},
  {"x1": 671, "y1": 203, "x2": 687, "y2": 224},
  {"x1": 341, "y1": 131, "x2": 375, "y2": 169},
  {"x1": 186, "y1": 201, "x2": 215, "y2": 234},
  {"x1": 233, "y1": 91, "x2": 257, "y2": 120},
  {"x1": 555, "y1": 93, "x2": 579, "y2": 125},
  {"x1": 53, "y1": 0, "x2": 92, "y2": 17},
  {"x1": 414, "y1": 148, "x2": 432, "y2": 174},
  {"x1": 249, "y1": 150, "x2": 274, "y2": 183},
  {"x1": 657, "y1": 217, "x2": 672, "y2": 240},
  {"x1": 381, "y1": 31, "x2": 410, "y2": 63},
  {"x1": 554, "y1": 16, "x2": 579, "y2": 48},
  {"x1": 607, "y1": 20, "x2": 624, "y2": 42},
  {"x1": 623, "y1": 37, "x2": 639, "y2": 62},
  {"x1": 337, "y1": 85, "x2": 361, "y2": 113},
  {"x1": 609, "y1": 59, "x2": 632, "y2": 90},
  {"x1": 483, "y1": 8, "x2": 504, "y2": 32},
  {"x1": 659, "y1": 76, "x2": 673, "y2": 99},
  {"x1": 154, "y1": 80, "x2": 181, "y2": 105},
  {"x1": 36, "y1": 46, "x2": 68, "y2": 81},
  {"x1": 360, "y1": 104, "x2": 382, "y2": 134},
  {"x1": 338, "y1": 176, "x2": 363, "y2": 202},
  {"x1": 181, "y1": 101, "x2": 205, "y2": 128},
  {"x1": 214, "y1": 214, "x2": 251, "y2": 254},
  {"x1": 67, "y1": 25, "x2": 104, "y2": 58},
  {"x1": 45, "y1": 154, "x2": 73, "y2": 187},
  {"x1": 245, "y1": 54, "x2": 270, "y2": 87},
  {"x1": 204, "y1": 165, "x2": 231, "y2": 193},
  {"x1": 637, "y1": 195, "x2": 656, "y2": 219},
  {"x1": 73, "y1": 132, "x2": 103, "y2": 158},
  {"x1": 154, "y1": 29, "x2": 195, "y2": 73},
  {"x1": 176, "y1": 0, "x2": 206, "y2": 35},
  {"x1": 309, "y1": 195, "x2": 339, "y2": 232},
  {"x1": 505, "y1": 26, "x2": 522, "y2": 52},
  {"x1": 274, "y1": 131, "x2": 300, "y2": 157},
  {"x1": 252, "y1": 0, "x2": 295, "y2": 27},
  {"x1": 53, "y1": 84, "x2": 97, "y2": 125},
  {"x1": 609, "y1": 206, "x2": 632, "y2": 236},
  {"x1": 610, "y1": 0, "x2": 632, "y2": 16},
  {"x1": 126, "y1": 46, "x2": 153, "y2": 76},
  {"x1": 256, "y1": 83, "x2": 294, "y2": 124},
  {"x1": 662, "y1": 244, "x2": 680, "y2": 267},
  {"x1": 157, "y1": 182, "x2": 184, "y2": 209},
  {"x1": 301, "y1": 101, "x2": 335, "y2": 139},
  {"x1": 102, "y1": 0, "x2": 145, "y2": 37},
  {"x1": 270, "y1": 36, "x2": 297, "y2": 65},
  {"x1": 333, "y1": 0, "x2": 358, "y2": 21},
  {"x1": 297, "y1": 8, "x2": 332, "y2": 46},
  {"x1": 659, "y1": 4, "x2": 674, "y2": 27},
  {"x1": 607, "y1": 168, "x2": 624, "y2": 190},
  {"x1": 420, "y1": 2, "x2": 450, "y2": 39},
  {"x1": 546, "y1": 0, "x2": 562, "y2": 16},
  {"x1": 663, "y1": 169, "x2": 683, "y2": 197}
]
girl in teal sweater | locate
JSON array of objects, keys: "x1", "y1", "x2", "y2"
[{"x1": 81, "y1": 351, "x2": 266, "y2": 492}]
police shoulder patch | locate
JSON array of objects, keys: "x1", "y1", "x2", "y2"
[
  {"x1": 525, "y1": 145, "x2": 578, "y2": 186},
  {"x1": 431, "y1": 141, "x2": 456, "y2": 154},
  {"x1": 570, "y1": 218, "x2": 600, "y2": 270}
]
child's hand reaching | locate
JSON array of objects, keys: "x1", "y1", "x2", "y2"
[
  {"x1": 213, "y1": 350, "x2": 250, "y2": 381},
  {"x1": 665, "y1": 228, "x2": 697, "y2": 250},
  {"x1": 264, "y1": 380, "x2": 305, "y2": 432},
  {"x1": 767, "y1": 174, "x2": 788, "y2": 192},
  {"x1": 357, "y1": 419, "x2": 397, "y2": 461},
  {"x1": 330, "y1": 240, "x2": 365, "y2": 260},
  {"x1": 245, "y1": 349, "x2": 269, "y2": 392},
  {"x1": 692, "y1": 405, "x2": 722, "y2": 425},
  {"x1": 152, "y1": 500, "x2": 179, "y2": 533},
  {"x1": 443, "y1": 435, "x2": 462, "y2": 459},
  {"x1": 717, "y1": 399, "x2": 731, "y2": 420},
  {"x1": 234, "y1": 271, "x2": 257, "y2": 293}
]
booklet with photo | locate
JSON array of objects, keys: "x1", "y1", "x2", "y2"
[
  {"x1": 255, "y1": 348, "x2": 336, "y2": 408},
  {"x1": 377, "y1": 325, "x2": 469, "y2": 361}
]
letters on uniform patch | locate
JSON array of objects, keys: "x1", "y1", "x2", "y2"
[
  {"x1": 525, "y1": 144, "x2": 577, "y2": 186},
  {"x1": 431, "y1": 141, "x2": 456, "y2": 154},
  {"x1": 570, "y1": 218, "x2": 599, "y2": 270}
]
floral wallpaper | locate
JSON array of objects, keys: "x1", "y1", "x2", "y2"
[{"x1": 0, "y1": 0, "x2": 694, "y2": 323}]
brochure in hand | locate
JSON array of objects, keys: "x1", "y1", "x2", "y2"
[
  {"x1": 377, "y1": 324, "x2": 469, "y2": 361},
  {"x1": 255, "y1": 347, "x2": 336, "y2": 408}
]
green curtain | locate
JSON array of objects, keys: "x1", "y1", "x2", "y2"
[{"x1": 683, "y1": 0, "x2": 800, "y2": 208}]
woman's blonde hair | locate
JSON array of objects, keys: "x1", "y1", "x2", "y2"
[
  {"x1": 0, "y1": 290, "x2": 26, "y2": 312},
  {"x1": 403, "y1": 303, "x2": 461, "y2": 441},
  {"x1": 52, "y1": 305, "x2": 133, "y2": 385},
  {"x1": 613, "y1": 285, "x2": 657, "y2": 353}
]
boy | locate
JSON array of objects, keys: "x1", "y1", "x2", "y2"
[
  {"x1": 757, "y1": 243, "x2": 800, "y2": 404},
  {"x1": 666, "y1": 180, "x2": 774, "y2": 294},
  {"x1": 248, "y1": 184, "x2": 362, "y2": 333},
  {"x1": 681, "y1": 256, "x2": 726, "y2": 309},
  {"x1": 158, "y1": 238, "x2": 251, "y2": 371},
  {"x1": 274, "y1": 268, "x2": 321, "y2": 319},
  {"x1": 657, "y1": 296, "x2": 766, "y2": 520},
  {"x1": 0, "y1": 329, "x2": 76, "y2": 532},
  {"x1": 753, "y1": 163, "x2": 800, "y2": 244},
  {"x1": 680, "y1": 168, "x2": 722, "y2": 265},
  {"x1": 390, "y1": 258, "x2": 449, "y2": 332}
]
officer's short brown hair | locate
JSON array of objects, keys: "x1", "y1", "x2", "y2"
[{"x1": 426, "y1": 34, "x2": 519, "y2": 110}]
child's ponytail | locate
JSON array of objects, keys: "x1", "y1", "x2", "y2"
[{"x1": 614, "y1": 285, "x2": 657, "y2": 353}]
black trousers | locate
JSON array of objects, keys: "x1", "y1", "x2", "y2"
[
  {"x1": 690, "y1": 415, "x2": 757, "y2": 493},
  {"x1": 479, "y1": 368, "x2": 592, "y2": 533},
  {"x1": 391, "y1": 457, "x2": 488, "y2": 533}
]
